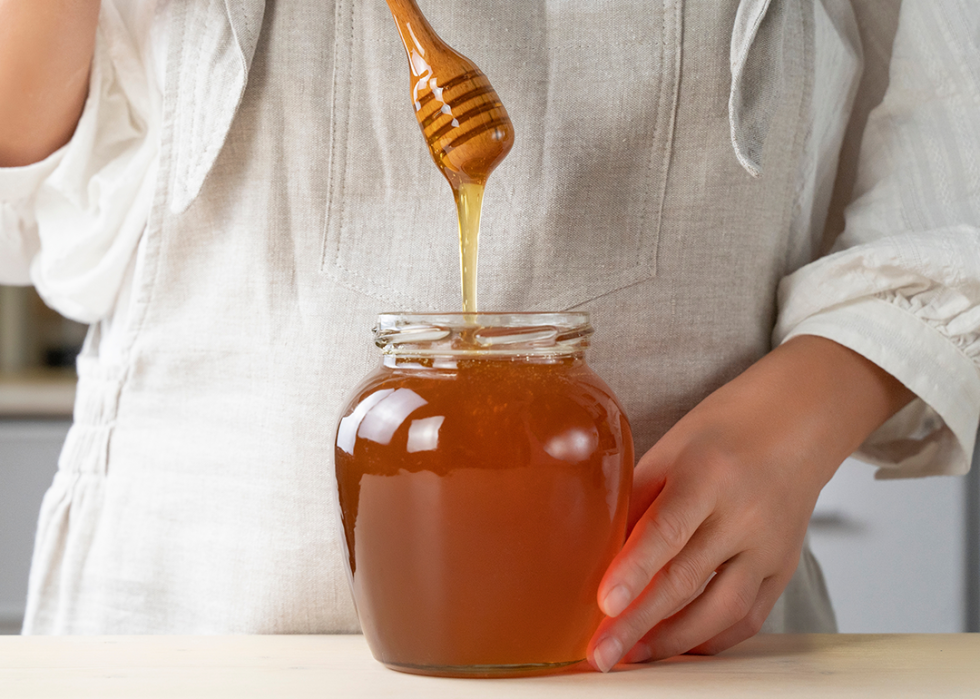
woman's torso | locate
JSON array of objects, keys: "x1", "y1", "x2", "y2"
[{"x1": 25, "y1": 0, "x2": 867, "y2": 633}]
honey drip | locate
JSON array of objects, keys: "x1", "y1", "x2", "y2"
[
  {"x1": 454, "y1": 182, "x2": 484, "y2": 313},
  {"x1": 385, "y1": 0, "x2": 515, "y2": 312}
]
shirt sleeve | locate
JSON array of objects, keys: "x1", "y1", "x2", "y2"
[
  {"x1": 0, "y1": 2, "x2": 159, "y2": 323},
  {"x1": 0, "y1": 151, "x2": 60, "y2": 284},
  {"x1": 773, "y1": 0, "x2": 980, "y2": 479}
]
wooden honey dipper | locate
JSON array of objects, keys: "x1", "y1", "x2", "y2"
[{"x1": 385, "y1": 0, "x2": 515, "y2": 188}]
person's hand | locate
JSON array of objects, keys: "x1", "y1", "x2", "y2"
[{"x1": 587, "y1": 334, "x2": 914, "y2": 671}]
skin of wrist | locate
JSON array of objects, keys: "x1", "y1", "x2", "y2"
[{"x1": 750, "y1": 334, "x2": 915, "y2": 481}]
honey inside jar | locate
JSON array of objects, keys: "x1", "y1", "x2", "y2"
[{"x1": 334, "y1": 314, "x2": 633, "y2": 676}]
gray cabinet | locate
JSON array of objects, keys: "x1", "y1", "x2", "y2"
[{"x1": 809, "y1": 455, "x2": 974, "y2": 632}]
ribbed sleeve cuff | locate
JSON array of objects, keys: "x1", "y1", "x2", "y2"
[{"x1": 777, "y1": 296, "x2": 980, "y2": 478}]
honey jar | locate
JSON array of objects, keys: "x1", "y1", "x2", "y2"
[{"x1": 334, "y1": 312, "x2": 634, "y2": 677}]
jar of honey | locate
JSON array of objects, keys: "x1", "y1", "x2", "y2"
[{"x1": 334, "y1": 312, "x2": 634, "y2": 677}]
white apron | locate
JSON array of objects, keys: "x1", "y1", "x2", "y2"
[{"x1": 24, "y1": 0, "x2": 846, "y2": 634}]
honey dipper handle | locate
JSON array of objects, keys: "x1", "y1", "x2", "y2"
[
  {"x1": 384, "y1": 0, "x2": 515, "y2": 188},
  {"x1": 385, "y1": 0, "x2": 446, "y2": 76}
]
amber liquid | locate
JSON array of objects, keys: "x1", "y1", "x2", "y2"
[{"x1": 335, "y1": 358, "x2": 633, "y2": 674}]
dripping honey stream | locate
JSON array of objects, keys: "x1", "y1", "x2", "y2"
[{"x1": 385, "y1": 0, "x2": 515, "y2": 312}]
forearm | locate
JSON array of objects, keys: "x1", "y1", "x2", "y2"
[
  {"x1": 737, "y1": 334, "x2": 916, "y2": 485},
  {"x1": 0, "y1": 0, "x2": 100, "y2": 167}
]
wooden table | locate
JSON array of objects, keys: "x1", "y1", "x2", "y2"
[{"x1": 1, "y1": 634, "x2": 977, "y2": 697}]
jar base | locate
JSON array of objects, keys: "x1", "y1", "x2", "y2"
[{"x1": 383, "y1": 659, "x2": 587, "y2": 678}]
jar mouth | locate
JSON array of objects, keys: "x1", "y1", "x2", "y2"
[{"x1": 374, "y1": 312, "x2": 593, "y2": 357}]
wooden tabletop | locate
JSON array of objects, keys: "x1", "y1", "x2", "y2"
[{"x1": 1, "y1": 634, "x2": 978, "y2": 698}]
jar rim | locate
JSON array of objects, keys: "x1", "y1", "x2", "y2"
[{"x1": 373, "y1": 312, "x2": 593, "y2": 357}]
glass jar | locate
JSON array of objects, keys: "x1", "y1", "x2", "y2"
[{"x1": 334, "y1": 312, "x2": 633, "y2": 677}]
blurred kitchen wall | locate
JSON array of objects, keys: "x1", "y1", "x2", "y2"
[{"x1": 0, "y1": 285, "x2": 86, "y2": 373}]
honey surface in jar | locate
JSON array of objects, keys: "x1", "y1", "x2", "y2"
[{"x1": 335, "y1": 356, "x2": 633, "y2": 674}]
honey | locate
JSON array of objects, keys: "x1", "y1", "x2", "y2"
[
  {"x1": 385, "y1": 0, "x2": 515, "y2": 312},
  {"x1": 334, "y1": 314, "x2": 634, "y2": 676},
  {"x1": 337, "y1": 3, "x2": 634, "y2": 680},
  {"x1": 454, "y1": 182, "x2": 484, "y2": 312}
]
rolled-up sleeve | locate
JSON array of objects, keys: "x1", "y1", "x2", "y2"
[
  {"x1": 0, "y1": 2, "x2": 158, "y2": 323},
  {"x1": 0, "y1": 150, "x2": 61, "y2": 284},
  {"x1": 774, "y1": 0, "x2": 980, "y2": 478}
]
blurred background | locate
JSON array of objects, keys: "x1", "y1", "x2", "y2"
[
  {"x1": 1, "y1": 284, "x2": 978, "y2": 635},
  {"x1": 1, "y1": 284, "x2": 83, "y2": 634}
]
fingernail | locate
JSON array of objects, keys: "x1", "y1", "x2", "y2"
[
  {"x1": 593, "y1": 636, "x2": 623, "y2": 674},
  {"x1": 601, "y1": 585, "x2": 632, "y2": 617}
]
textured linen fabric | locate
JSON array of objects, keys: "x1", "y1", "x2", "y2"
[
  {"x1": 775, "y1": 0, "x2": 980, "y2": 478},
  {"x1": 0, "y1": 0, "x2": 974, "y2": 634}
]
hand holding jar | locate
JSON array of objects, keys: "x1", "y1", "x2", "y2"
[{"x1": 588, "y1": 334, "x2": 915, "y2": 672}]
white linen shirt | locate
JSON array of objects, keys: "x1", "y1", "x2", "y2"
[{"x1": 2, "y1": 0, "x2": 979, "y2": 480}]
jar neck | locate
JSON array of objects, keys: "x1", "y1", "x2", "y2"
[
  {"x1": 373, "y1": 312, "x2": 593, "y2": 360},
  {"x1": 381, "y1": 352, "x2": 585, "y2": 369}
]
